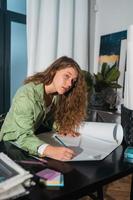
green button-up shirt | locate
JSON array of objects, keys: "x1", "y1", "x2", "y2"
[{"x1": 0, "y1": 82, "x2": 56, "y2": 155}]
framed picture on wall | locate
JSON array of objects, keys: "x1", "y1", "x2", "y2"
[{"x1": 99, "y1": 30, "x2": 127, "y2": 100}]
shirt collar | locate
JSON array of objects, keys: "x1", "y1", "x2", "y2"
[
  {"x1": 33, "y1": 83, "x2": 57, "y2": 108},
  {"x1": 33, "y1": 83, "x2": 44, "y2": 106}
]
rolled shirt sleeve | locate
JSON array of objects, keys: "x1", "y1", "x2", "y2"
[{"x1": 38, "y1": 143, "x2": 49, "y2": 156}]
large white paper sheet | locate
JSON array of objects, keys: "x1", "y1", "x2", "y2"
[{"x1": 38, "y1": 122, "x2": 123, "y2": 161}]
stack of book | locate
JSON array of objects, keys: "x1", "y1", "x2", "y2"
[
  {"x1": 36, "y1": 168, "x2": 64, "y2": 187},
  {"x1": 0, "y1": 153, "x2": 33, "y2": 200}
]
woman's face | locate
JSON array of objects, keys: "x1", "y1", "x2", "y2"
[{"x1": 52, "y1": 67, "x2": 78, "y2": 94}]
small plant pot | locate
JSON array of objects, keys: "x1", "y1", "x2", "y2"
[{"x1": 90, "y1": 92, "x2": 105, "y2": 107}]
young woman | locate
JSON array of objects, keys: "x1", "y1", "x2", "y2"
[{"x1": 0, "y1": 56, "x2": 87, "y2": 161}]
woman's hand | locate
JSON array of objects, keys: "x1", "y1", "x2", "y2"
[
  {"x1": 59, "y1": 130, "x2": 80, "y2": 137},
  {"x1": 42, "y1": 145, "x2": 75, "y2": 161}
]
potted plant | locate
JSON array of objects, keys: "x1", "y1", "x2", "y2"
[{"x1": 82, "y1": 62, "x2": 121, "y2": 110}]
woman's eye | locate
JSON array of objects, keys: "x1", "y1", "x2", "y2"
[
  {"x1": 72, "y1": 79, "x2": 77, "y2": 85},
  {"x1": 64, "y1": 74, "x2": 69, "y2": 79}
]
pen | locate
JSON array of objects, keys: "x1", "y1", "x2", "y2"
[
  {"x1": 54, "y1": 135, "x2": 68, "y2": 147},
  {"x1": 31, "y1": 156, "x2": 48, "y2": 164},
  {"x1": 15, "y1": 160, "x2": 46, "y2": 166}
]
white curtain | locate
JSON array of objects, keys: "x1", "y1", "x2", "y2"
[{"x1": 27, "y1": 0, "x2": 89, "y2": 75}]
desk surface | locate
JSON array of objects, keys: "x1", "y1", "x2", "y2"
[
  {"x1": 0, "y1": 141, "x2": 133, "y2": 200},
  {"x1": 87, "y1": 107, "x2": 121, "y2": 123}
]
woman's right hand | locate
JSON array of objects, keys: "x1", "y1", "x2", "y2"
[{"x1": 42, "y1": 145, "x2": 75, "y2": 161}]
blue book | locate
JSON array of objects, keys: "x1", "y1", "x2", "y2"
[{"x1": 46, "y1": 174, "x2": 64, "y2": 187}]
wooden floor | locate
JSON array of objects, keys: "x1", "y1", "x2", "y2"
[{"x1": 80, "y1": 175, "x2": 132, "y2": 200}]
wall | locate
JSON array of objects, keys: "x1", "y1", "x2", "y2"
[{"x1": 90, "y1": 0, "x2": 133, "y2": 73}]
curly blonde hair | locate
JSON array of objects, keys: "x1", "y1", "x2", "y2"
[{"x1": 24, "y1": 56, "x2": 88, "y2": 133}]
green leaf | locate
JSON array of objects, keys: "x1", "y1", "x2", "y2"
[
  {"x1": 94, "y1": 73, "x2": 103, "y2": 81},
  {"x1": 109, "y1": 82, "x2": 122, "y2": 88},
  {"x1": 101, "y1": 63, "x2": 110, "y2": 78},
  {"x1": 105, "y1": 67, "x2": 120, "y2": 82}
]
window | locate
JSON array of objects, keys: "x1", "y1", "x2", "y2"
[
  {"x1": 7, "y1": 0, "x2": 26, "y2": 14},
  {"x1": 10, "y1": 22, "x2": 27, "y2": 101},
  {"x1": 0, "y1": 0, "x2": 26, "y2": 114}
]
